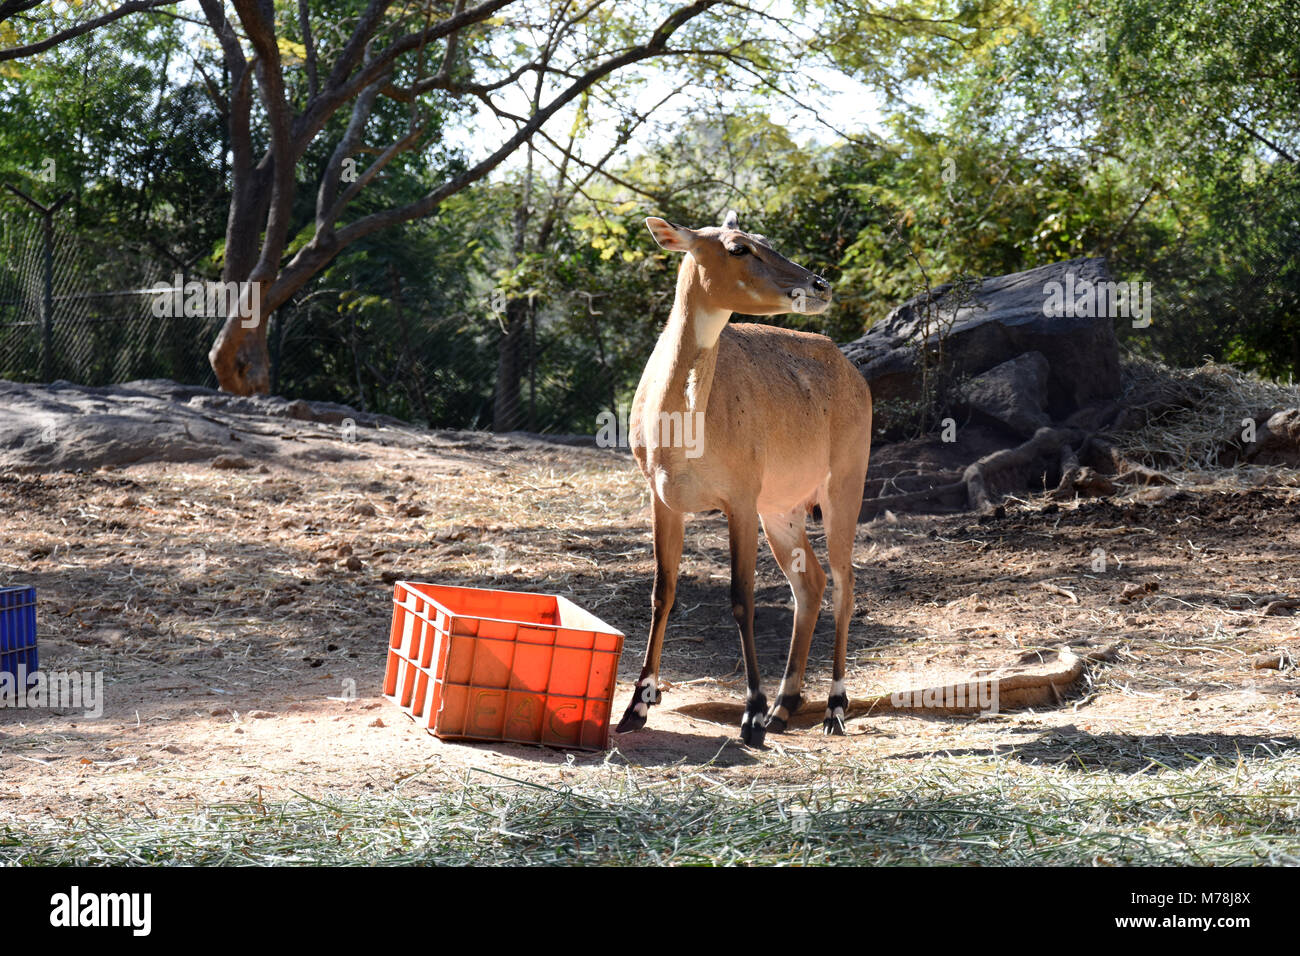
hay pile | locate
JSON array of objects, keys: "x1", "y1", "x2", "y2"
[
  {"x1": 1113, "y1": 353, "x2": 1300, "y2": 472},
  {"x1": 864, "y1": 353, "x2": 1300, "y2": 516}
]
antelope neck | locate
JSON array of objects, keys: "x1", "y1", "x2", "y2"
[{"x1": 652, "y1": 255, "x2": 730, "y2": 416}]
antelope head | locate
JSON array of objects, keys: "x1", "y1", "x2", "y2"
[{"x1": 645, "y1": 210, "x2": 832, "y2": 317}]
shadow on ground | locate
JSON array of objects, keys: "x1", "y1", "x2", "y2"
[{"x1": 888, "y1": 729, "x2": 1298, "y2": 772}]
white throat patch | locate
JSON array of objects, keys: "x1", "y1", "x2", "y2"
[{"x1": 693, "y1": 307, "x2": 731, "y2": 349}]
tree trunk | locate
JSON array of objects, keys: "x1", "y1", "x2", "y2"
[
  {"x1": 208, "y1": 309, "x2": 271, "y2": 394},
  {"x1": 208, "y1": 278, "x2": 272, "y2": 394},
  {"x1": 493, "y1": 297, "x2": 530, "y2": 432}
]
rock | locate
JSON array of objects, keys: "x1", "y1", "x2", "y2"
[
  {"x1": 1252, "y1": 650, "x2": 1295, "y2": 670},
  {"x1": 841, "y1": 257, "x2": 1123, "y2": 420},
  {"x1": 1053, "y1": 465, "x2": 1118, "y2": 500},
  {"x1": 178, "y1": 384, "x2": 403, "y2": 428},
  {"x1": 0, "y1": 378, "x2": 668, "y2": 474},
  {"x1": 861, "y1": 425, "x2": 1009, "y2": 504},
  {"x1": 0, "y1": 379, "x2": 403, "y2": 473},
  {"x1": 1118, "y1": 581, "x2": 1158, "y2": 604},
  {"x1": 1072, "y1": 468, "x2": 1118, "y2": 497},
  {"x1": 960, "y1": 352, "x2": 1051, "y2": 438},
  {"x1": 211, "y1": 454, "x2": 252, "y2": 470},
  {"x1": 0, "y1": 379, "x2": 260, "y2": 472},
  {"x1": 1241, "y1": 409, "x2": 1300, "y2": 466},
  {"x1": 294, "y1": 445, "x2": 368, "y2": 463}
]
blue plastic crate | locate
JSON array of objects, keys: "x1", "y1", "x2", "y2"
[{"x1": 0, "y1": 585, "x2": 38, "y2": 682}]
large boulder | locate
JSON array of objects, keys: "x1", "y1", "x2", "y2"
[
  {"x1": 0, "y1": 379, "x2": 400, "y2": 472},
  {"x1": 0, "y1": 379, "x2": 254, "y2": 471},
  {"x1": 841, "y1": 257, "x2": 1123, "y2": 421},
  {"x1": 960, "y1": 351, "x2": 1052, "y2": 439},
  {"x1": 1238, "y1": 409, "x2": 1300, "y2": 467}
]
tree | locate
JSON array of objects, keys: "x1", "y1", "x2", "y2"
[
  {"x1": 187, "y1": 0, "x2": 759, "y2": 394},
  {"x1": 933, "y1": 0, "x2": 1300, "y2": 374},
  {"x1": 0, "y1": 1, "x2": 176, "y2": 61},
  {"x1": 2, "y1": 0, "x2": 1030, "y2": 405},
  {"x1": 194, "y1": 0, "x2": 1026, "y2": 397}
]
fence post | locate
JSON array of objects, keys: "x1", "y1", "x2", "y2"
[{"x1": 4, "y1": 185, "x2": 72, "y2": 381}]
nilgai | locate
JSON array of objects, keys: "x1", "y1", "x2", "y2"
[{"x1": 616, "y1": 211, "x2": 872, "y2": 746}]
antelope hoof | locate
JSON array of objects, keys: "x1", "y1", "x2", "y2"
[
  {"x1": 615, "y1": 708, "x2": 646, "y2": 734},
  {"x1": 740, "y1": 695, "x2": 768, "y2": 747},
  {"x1": 765, "y1": 694, "x2": 803, "y2": 734},
  {"x1": 822, "y1": 693, "x2": 849, "y2": 736},
  {"x1": 616, "y1": 678, "x2": 660, "y2": 733}
]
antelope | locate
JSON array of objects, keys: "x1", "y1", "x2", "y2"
[{"x1": 615, "y1": 210, "x2": 872, "y2": 746}]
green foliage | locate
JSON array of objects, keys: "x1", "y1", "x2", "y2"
[
  {"x1": 936, "y1": 0, "x2": 1300, "y2": 377},
  {"x1": 1, "y1": 0, "x2": 1296, "y2": 427},
  {"x1": 0, "y1": 11, "x2": 227, "y2": 263},
  {"x1": 272, "y1": 189, "x2": 502, "y2": 424}
]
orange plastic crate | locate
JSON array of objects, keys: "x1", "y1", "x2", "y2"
[{"x1": 382, "y1": 582, "x2": 625, "y2": 750}]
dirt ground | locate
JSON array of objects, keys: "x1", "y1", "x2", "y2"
[{"x1": 1, "y1": 425, "x2": 1298, "y2": 821}]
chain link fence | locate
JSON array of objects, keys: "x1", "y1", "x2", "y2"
[
  {"x1": 0, "y1": 207, "x2": 222, "y2": 388},
  {"x1": 0, "y1": 201, "x2": 628, "y2": 438}
]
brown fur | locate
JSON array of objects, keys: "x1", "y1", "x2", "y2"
[{"x1": 616, "y1": 214, "x2": 873, "y2": 744}]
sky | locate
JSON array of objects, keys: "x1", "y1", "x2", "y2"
[
  {"x1": 439, "y1": 0, "x2": 892, "y2": 176},
  {"x1": 150, "y1": 1, "x2": 904, "y2": 189}
]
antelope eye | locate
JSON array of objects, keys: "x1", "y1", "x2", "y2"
[{"x1": 727, "y1": 244, "x2": 749, "y2": 257}]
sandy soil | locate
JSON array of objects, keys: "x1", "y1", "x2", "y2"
[{"x1": 1, "y1": 427, "x2": 1297, "y2": 820}]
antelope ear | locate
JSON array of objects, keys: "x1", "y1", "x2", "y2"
[
  {"x1": 722, "y1": 209, "x2": 739, "y2": 230},
  {"x1": 645, "y1": 217, "x2": 695, "y2": 252}
]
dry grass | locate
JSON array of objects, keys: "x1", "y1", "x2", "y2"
[
  {"x1": 1115, "y1": 354, "x2": 1300, "y2": 472},
  {"x1": 1, "y1": 361, "x2": 1299, "y2": 865},
  {"x1": 6, "y1": 749, "x2": 1299, "y2": 865}
]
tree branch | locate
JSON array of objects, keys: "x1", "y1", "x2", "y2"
[
  {"x1": 320, "y1": 0, "x2": 394, "y2": 95},
  {"x1": 298, "y1": 0, "x2": 516, "y2": 154},
  {"x1": 529, "y1": 85, "x2": 686, "y2": 210},
  {"x1": 0, "y1": 0, "x2": 176, "y2": 61},
  {"x1": 381, "y1": 57, "x2": 546, "y2": 101},
  {"x1": 267, "y1": 0, "x2": 722, "y2": 310},
  {"x1": 1225, "y1": 115, "x2": 1297, "y2": 164},
  {"x1": 0, "y1": 1, "x2": 43, "y2": 24},
  {"x1": 232, "y1": 0, "x2": 296, "y2": 283},
  {"x1": 297, "y1": 0, "x2": 318, "y2": 99},
  {"x1": 316, "y1": 73, "x2": 403, "y2": 235}
]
